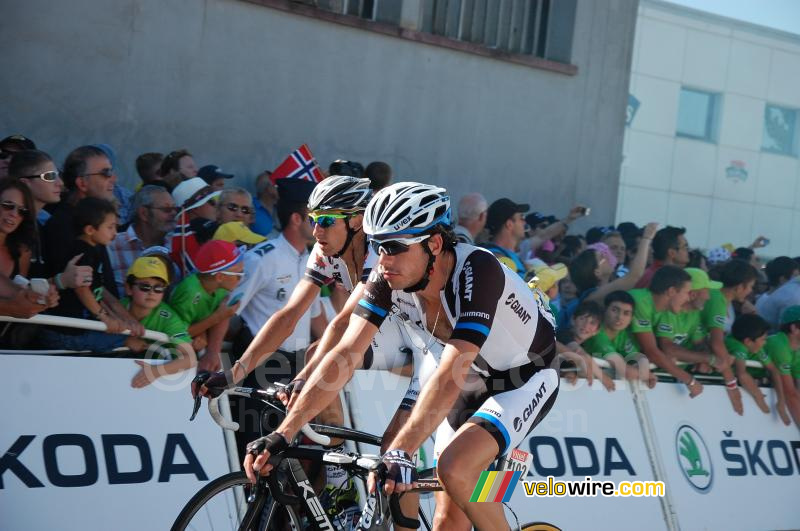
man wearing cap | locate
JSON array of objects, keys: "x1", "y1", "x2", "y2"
[
  {"x1": 169, "y1": 240, "x2": 243, "y2": 373},
  {"x1": 42, "y1": 145, "x2": 118, "y2": 277},
  {"x1": 764, "y1": 306, "x2": 800, "y2": 427},
  {"x1": 109, "y1": 185, "x2": 177, "y2": 294},
  {"x1": 654, "y1": 268, "x2": 742, "y2": 413},
  {"x1": 122, "y1": 256, "x2": 197, "y2": 388},
  {"x1": 169, "y1": 177, "x2": 222, "y2": 275},
  {"x1": 482, "y1": 198, "x2": 530, "y2": 277},
  {"x1": 0, "y1": 134, "x2": 36, "y2": 179},
  {"x1": 454, "y1": 193, "x2": 487, "y2": 245},
  {"x1": 198, "y1": 164, "x2": 234, "y2": 191}
]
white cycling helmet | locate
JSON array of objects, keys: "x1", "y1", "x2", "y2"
[
  {"x1": 307, "y1": 175, "x2": 372, "y2": 212},
  {"x1": 364, "y1": 182, "x2": 451, "y2": 238}
]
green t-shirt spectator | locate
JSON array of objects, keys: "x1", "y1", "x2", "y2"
[
  {"x1": 169, "y1": 273, "x2": 228, "y2": 325},
  {"x1": 764, "y1": 332, "x2": 800, "y2": 379},
  {"x1": 628, "y1": 288, "x2": 662, "y2": 334},
  {"x1": 582, "y1": 328, "x2": 640, "y2": 359},
  {"x1": 724, "y1": 336, "x2": 770, "y2": 379},
  {"x1": 122, "y1": 298, "x2": 191, "y2": 359},
  {"x1": 701, "y1": 289, "x2": 732, "y2": 334},
  {"x1": 655, "y1": 310, "x2": 705, "y2": 347}
]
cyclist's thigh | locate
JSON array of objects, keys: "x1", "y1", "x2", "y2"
[{"x1": 469, "y1": 368, "x2": 560, "y2": 456}]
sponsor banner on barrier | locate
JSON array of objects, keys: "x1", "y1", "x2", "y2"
[
  {"x1": 505, "y1": 380, "x2": 667, "y2": 531},
  {"x1": 347, "y1": 373, "x2": 666, "y2": 530},
  {"x1": 645, "y1": 383, "x2": 800, "y2": 531},
  {"x1": 0, "y1": 355, "x2": 230, "y2": 531}
]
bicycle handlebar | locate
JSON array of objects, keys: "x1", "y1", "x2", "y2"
[{"x1": 206, "y1": 385, "x2": 332, "y2": 446}]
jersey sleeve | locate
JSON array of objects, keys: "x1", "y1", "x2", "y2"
[
  {"x1": 353, "y1": 269, "x2": 393, "y2": 328},
  {"x1": 361, "y1": 247, "x2": 378, "y2": 283},
  {"x1": 629, "y1": 290, "x2": 654, "y2": 334},
  {"x1": 582, "y1": 333, "x2": 616, "y2": 358},
  {"x1": 304, "y1": 244, "x2": 334, "y2": 287},
  {"x1": 451, "y1": 250, "x2": 504, "y2": 348},
  {"x1": 234, "y1": 248, "x2": 274, "y2": 315},
  {"x1": 725, "y1": 337, "x2": 749, "y2": 361},
  {"x1": 765, "y1": 336, "x2": 792, "y2": 375},
  {"x1": 702, "y1": 290, "x2": 728, "y2": 330},
  {"x1": 159, "y1": 305, "x2": 192, "y2": 345},
  {"x1": 654, "y1": 312, "x2": 677, "y2": 340}
]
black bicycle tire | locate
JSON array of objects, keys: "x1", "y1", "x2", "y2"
[{"x1": 171, "y1": 471, "x2": 300, "y2": 531}]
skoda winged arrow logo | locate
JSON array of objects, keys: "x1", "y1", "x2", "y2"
[{"x1": 675, "y1": 424, "x2": 712, "y2": 492}]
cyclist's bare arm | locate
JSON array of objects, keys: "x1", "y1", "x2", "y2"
[
  {"x1": 231, "y1": 279, "x2": 320, "y2": 381},
  {"x1": 273, "y1": 314, "x2": 378, "y2": 442},
  {"x1": 291, "y1": 283, "x2": 366, "y2": 386},
  {"x1": 384, "y1": 340, "x2": 479, "y2": 474}
]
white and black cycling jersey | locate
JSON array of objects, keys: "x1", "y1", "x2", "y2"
[
  {"x1": 303, "y1": 242, "x2": 378, "y2": 293},
  {"x1": 354, "y1": 243, "x2": 557, "y2": 375}
]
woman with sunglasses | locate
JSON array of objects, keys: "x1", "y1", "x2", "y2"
[
  {"x1": 0, "y1": 180, "x2": 37, "y2": 278},
  {"x1": 7, "y1": 149, "x2": 63, "y2": 227}
]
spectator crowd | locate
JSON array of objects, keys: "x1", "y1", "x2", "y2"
[{"x1": 0, "y1": 132, "x2": 798, "y2": 432}]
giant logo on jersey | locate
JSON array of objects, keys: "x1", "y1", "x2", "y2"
[
  {"x1": 462, "y1": 261, "x2": 474, "y2": 301},
  {"x1": 505, "y1": 293, "x2": 532, "y2": 325}
]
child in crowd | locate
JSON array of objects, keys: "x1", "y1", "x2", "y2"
[
  {"x1": 41, "y1": 197, "x2": 144, "y2": 351},
  {"x1": 556, "y1": 300, "x2": 615, "y2": 391},
  {"x1": 582, "y1": 291, "x2": 655, "y2": 388},
  {"x1": 123, "y1": 256, "x2": 197, "y2": 388},
  {"x1": 169, "y1": 240, "x2": 242, "y2": 371},
  {"x1": 763, "y1": 306, "x2": 800, "y2": 427},
  {"x1": 725, "y1": 313, "x2": 789, "y2": 423}
]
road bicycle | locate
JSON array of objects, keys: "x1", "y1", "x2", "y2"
[{"x1": 172, "y1": 384, "x2": 560, "y2": 531}]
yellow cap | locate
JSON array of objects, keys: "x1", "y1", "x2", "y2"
[
  {"x1": 529, "y1": 262, "x2": 568, "y2": 292},
  {"x1": 127, "y1": 256, "x2": 169, "y2": 283},
  {"x1": 213, "y1": 222, "x2": 267, "y2": 245}
]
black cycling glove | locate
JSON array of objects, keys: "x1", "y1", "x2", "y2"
[
  {"x1": 246, "y1": 432, "x2": 289, "y2": 456},
  {"x1": 380, "y1": 449, "x2": 417, "y2": 486}
]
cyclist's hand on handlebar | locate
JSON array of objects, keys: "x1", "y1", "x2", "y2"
[
  {"x1": 191, "y1": 370, "x2": 235, "y2": 398},
  {"x1": 243, "y1": 433, "x2": 289, "y2": 483},
  {"x1": 377, "y1": 449, "x2": 417, "y2": 495},
  {"x1": 276, "y1": 378, "x2": 306, "y2": 408}
]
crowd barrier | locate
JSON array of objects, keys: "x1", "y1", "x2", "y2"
[{"x1": 3, "y1": 353, "x2": 798, "y2": 530}]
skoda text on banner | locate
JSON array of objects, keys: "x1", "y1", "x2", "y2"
[{"x1": 1, "y1": 355, "x2": 230, "y2": 531}]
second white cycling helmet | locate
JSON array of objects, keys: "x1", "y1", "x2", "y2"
[
  {"x1": 364, "y1": 182, "x2": 451, "y2": 238},
  {"x1": 307, "y1": 175, "x2": 372, "y2": 212}
]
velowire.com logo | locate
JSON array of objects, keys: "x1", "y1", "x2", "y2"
[{"x1": 675, "y1": 424, "x2": 712, "y2": 493}]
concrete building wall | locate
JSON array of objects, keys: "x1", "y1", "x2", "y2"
[
  {"x1": 1, "y1": 0, "x2": 637, "y2": 229},
  {"x1": 620, "y1": 0, "x2": 800, "y2": 257}
]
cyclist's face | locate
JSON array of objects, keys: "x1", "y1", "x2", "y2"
[
  {"x1": 605, "y1": 302, "x2": 632, "y2": 332},
  {"x1": 377, "y1": 239, "x2": 433, "y2": 290},
  {"x1": 312, "y1": 214, "x2": 363, "y2": 257}
]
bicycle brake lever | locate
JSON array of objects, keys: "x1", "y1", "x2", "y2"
[{"x1": 189, "y1": 394, "x2": 202, "y2": 421}]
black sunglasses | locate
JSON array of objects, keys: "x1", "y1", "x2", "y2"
[
  {"x1": 225, "y1": 203, "x2": 253, "y2": 215},
  {"x1": 134, "y1": 282, "x2": 166, "y2": 293},
  {"x1": 0, "y1": 200, "x2": 30, "y2": 216},
  {"x1": 83, "y1": 168, "x2": 114, "y2": 178},
  {"x1": 369, "y1": 235, "x2": 431, "y2": 256},
  {"x1": 0, "y1": 151, "x2": 12, "y2": 161}
]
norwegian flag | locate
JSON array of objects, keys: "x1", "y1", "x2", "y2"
[{"x1": 270, "y1": 144, "x2": 325, "y2": 184}]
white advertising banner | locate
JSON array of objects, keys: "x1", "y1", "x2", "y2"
[
  {"x1": 1, "y1": 355, "x2": 231, "y2": 531},
  {"x1": 506, "y1": 380, "x2": 667, "y2": 531},
  {"x1": 645, "y1": 383, "x2": 800, "y2": 531}
]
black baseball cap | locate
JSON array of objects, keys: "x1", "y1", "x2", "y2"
[
  {"x1": 197, "y1": 164, "x2": 234, "y2": 184},
  {"x1": 525, "y1": 212, "x2": 550, "y2": 228},
  {"x1": 0, "y1": 135, "x2": 36, "y2": 151},
  {"x1": 486, "y1": 198, "x2": 529, "y2": 234},
  {"x1": 277, "y1": 178, "x2": 317, "y2": 205}
]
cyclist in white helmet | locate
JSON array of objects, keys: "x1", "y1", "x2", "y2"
[{"x1": 245, "y1": 182, "x2": 559, "y2": 530}]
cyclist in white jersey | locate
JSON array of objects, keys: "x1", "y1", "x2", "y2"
[{"x1": 244, "y1": 183, "x2": 559, "y2": 530}]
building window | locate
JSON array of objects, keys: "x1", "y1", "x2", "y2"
[
  {"x1": 420, "y1": 0, "x2": 576, "y2": 62},
  {"x1": 762, "y1": 104, "x2": 798, "y2": 157},
  {"x1": 314, "y1": 0, "x2": 402, "y2": 24},
  {"x1": 676, "y1": 88, "x2": 720, "y2": 142}
]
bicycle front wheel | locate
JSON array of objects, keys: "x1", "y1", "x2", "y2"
[{"x1": 171, "y1": 471, "x2": 300, "y2": 531}]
